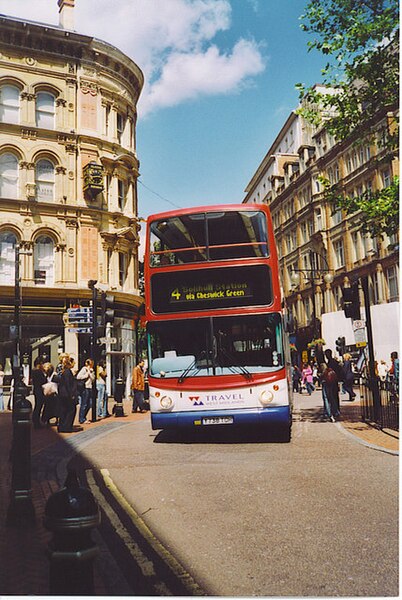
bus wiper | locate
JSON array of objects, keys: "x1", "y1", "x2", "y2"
[
  {"x1": 178, "y1": 352, "x2": 205, "y2": 384},
  {"x1": 218, "y1": 348, "x2": 252, "y2": 381}
]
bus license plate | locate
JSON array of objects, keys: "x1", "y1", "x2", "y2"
[{"x1": 202, "y1": 417, "x2": 234, "y2": 425}]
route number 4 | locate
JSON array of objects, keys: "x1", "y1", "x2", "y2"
[{"x1": 171, "y1": 288, "x2": 181, "y2": 301}]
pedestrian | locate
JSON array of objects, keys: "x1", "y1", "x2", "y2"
[
  {"x1": 56, "y1": 352, "x2": 69, "y2": 376},
  {"x1": 387, "y1": 351, "x2": 399, "y2": 383},
  {"x1": 301, "y1": 362, "x2": 315, "y2": 395},
  {"x1": 58, "y1": 356, "x2": 82, "y2": 433},
  {"x1": 96, "y1": 359, "x2": 109, "y2": 418},
  {"x1": 0, "y1": 364, "x2": 4, "y2": 411},
  {"x1": 31, "y1": 356, "x2": 47, "y2": 428},
  {"x1": 292, "y1": 364, "x2": 301, "y2": 393},
  {"x1": 324, "y1": 349, "x2": 342, "y2": 418},
  {"x1": 131, "y1": 359, "x2": 147, "y2": 413},
  {"x1": 41, "y1": 362, "x2": 60, "y2": 425},
  {"x1": 377, "y1": 359, "x2": 388, "y2": 382},
  {"x1": 76, "y1": 358, "x2": 95, "y2": 424},
  {"x1": 312, "y1": 362, "x2": 319, "y2": 388},
  {"x1": 319, "y1": 363, "x2": 333, "y2": 421},
  {"x1": 342, "y1": 353, "x2": 356, "y2": 401}
]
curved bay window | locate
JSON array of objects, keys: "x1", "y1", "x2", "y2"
[
  {"x1": 34, "y1": 235, "x2": 54, "y2": 285},
  {"x1": 0, "y1": 231, "x2": 16, "y2": 284},
  {"x1": 35, "y1": 92, "x2": 55, "y2": 129},
  {"x1": 0, "y1": 85, "x2": 20, "y2": 124},
  {"x1": 0, "y1": 152, "x2": 18, "y2": 198},
  {"x1": 35, "y1": 159, "x2": 55, "y2": 201}
]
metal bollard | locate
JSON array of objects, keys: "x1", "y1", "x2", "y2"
[
  {"x1": 113, "y1": 377, "x2": 125, "y2": 417},
  {"x1": 7, "y1": 373, "x2": 35, "y2": 526},
  {"x1": 44, "y1": 469, "x2": 101, "y2": 596}
]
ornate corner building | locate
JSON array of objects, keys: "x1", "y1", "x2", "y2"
[
  {"x1": 243, "y1": 86, "x2": 399, "y2": 362},
  {"x1": 0, "y1": 1, "x2": 144, "y2": 391}
]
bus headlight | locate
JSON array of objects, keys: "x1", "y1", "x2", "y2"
[
  {"x1": 259, "y1": 389, "x2": 273, "y2": 406},
  {"x1": 160, "y1": 395, "x2": 174, "y2": 410}
]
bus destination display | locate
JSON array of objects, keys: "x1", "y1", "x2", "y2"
[{"x1": 151, "y1": 265, "x2": 272, "y2": 313}]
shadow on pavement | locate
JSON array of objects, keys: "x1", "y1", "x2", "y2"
[{"x1": 153, "y1": 424, "x2": 291, "y2": 444}]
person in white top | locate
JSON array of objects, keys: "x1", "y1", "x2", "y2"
[
  {"x1": 76, "y1": 359, "x2": 95, "y2": 424},
  {"x1": 0, "y1": 364, "x2": 4, "y2": 411}
]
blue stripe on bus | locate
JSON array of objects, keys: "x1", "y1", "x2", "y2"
[{"x1": 151, "y1": 406, "x2": 291, "y2": 430}]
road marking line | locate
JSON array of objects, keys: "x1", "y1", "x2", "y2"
[
  {"x1": 85, "y1": 469, "x2": 172, "y2": 596},
  {"x1": 100, "y1": 468, "x2": 206, "y2": 596}
]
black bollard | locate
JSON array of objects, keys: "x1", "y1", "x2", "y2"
[
  {"x1": 113, "y1": 377, "x2": 125, "y2": 417},
  {"x1": 44, "y1": 469, "x2": 101, "y2": 596},
  {"x1": 7, "y1": 372, "x2": 35, "y2": 526}
]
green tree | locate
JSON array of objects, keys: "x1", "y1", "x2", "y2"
[{"x1": 297, "y1": 0, "x2": 399, "y2": 236}]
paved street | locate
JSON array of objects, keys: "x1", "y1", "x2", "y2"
[
  {"x1": 0, "y1": 389, "x2": 398, "y2": 597},
  {"x1": 74, "y1": 390, "x2": 398, "y2": 597}
]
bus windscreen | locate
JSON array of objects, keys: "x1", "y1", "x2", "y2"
[
  {"x1": 151, "y1": 264, "x2": 272, "y2": 314},
  {"x1": 149, "y1": 210, "x2": 269, "y2": 265}
]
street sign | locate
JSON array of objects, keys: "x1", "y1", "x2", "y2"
[
  {"x1": 98, "y1": 336, "x2": 117, "y2": 345},
  {"x1": 68, "y1": 327, "x2": 92, "y2": 334}
]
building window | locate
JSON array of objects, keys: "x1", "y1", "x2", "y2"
[
  {"x1": 332, "y1": 207, "x2": 342, "y2": 225},
  {"x1": 304, "y1": 297, "x2": 311, "y2": 322},
  {"x1": 0, "y1": 231, "x2": 16, "y2": 283},
  {"x1": 35, "y1": 92, "x2": 55, "y2": 129},
  {"x1": 333, "y1": 239, "x2": 345, "y2": 268},
  {"x1": 382, "y1": 169, "x2": 391, "y2": 188},
  {"x1": 105, "y1": 104, "x2": 111, "y2": 136},
  {"x1": 35, "y1": 159, "x2": 55, "y2": 201},
  {"x1": 315, "y1": 208, "x2": 322, "y2": 231},
  {"x1": 34, "y1": 235, "x2": 54, "y2": 285},
  {"x1": 117, "y1": 112, "x2": 125, "y2": 144},
  {"x1": 0, "y1": 85, "x2": 19, "y2": 123},
  {"x1": 386, "y1": 265, "x2": 399, "y2": 302},
  {"x1": 118, "y1": 179, "x2": 125, "y2": 210},
  {"x1": 0, "y1": 152, "x2": 18, "y2": 198},
  {"x1": 334, "y1": 286, "x2": 343, "y2": 310},
  {"x1": 351, "y1": 231, "x2": 360, "y2": 262},
  {"x1": 118, "y1": 252, "x2": 127, "y2": 286}
]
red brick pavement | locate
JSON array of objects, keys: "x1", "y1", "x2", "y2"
[{"x1": 0, "y1": 396, "x2": 398, "y2": 595}]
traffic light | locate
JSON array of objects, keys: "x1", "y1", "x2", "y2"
[
  {"x1": 335, "y1": 336, "x2": 346, "y2": 356},
  {"x1": 101, "y1": 292, "x2": 115, "y2": 326},
  {"x1": 342, "y1": 282, "x2": 360, "y2": 320}
]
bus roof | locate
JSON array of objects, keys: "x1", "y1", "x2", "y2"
[{"x1": 146, "y1": 203, "x2": 268, "y2": 223}]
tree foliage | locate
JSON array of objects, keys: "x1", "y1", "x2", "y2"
[{"x1": 297, "y1": 0, "x2": 399, "y2": 236}]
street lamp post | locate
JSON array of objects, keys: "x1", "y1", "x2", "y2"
[
  {"x1": 290, "y1": 249, "x2": 333, "y2": 344},
  {"x1": 7, "y1": 242, "x2": 35, "y2": 526}
]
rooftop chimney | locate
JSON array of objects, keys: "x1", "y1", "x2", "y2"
[{"x1": 58, "y1": 0, "x2": 75, "y2": 30}]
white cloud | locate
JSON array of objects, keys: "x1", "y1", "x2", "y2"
[
  {"x1": 145, "y1": 39, "x2": 265, "y2": 113},
  {"x1": 0, "y1": 0, "x2": 266, "y2": 116}
]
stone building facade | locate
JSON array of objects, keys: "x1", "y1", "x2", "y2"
[
  {"x1": 0, "y1": 1, "x2": 144, "y2": 392},
  {"x1": 243, "y1": 90, "x2": 399, "y2": 362}
]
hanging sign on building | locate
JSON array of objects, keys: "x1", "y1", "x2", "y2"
[{"x1": 83, "y1": 162, "x2": 104, "y2": 195}]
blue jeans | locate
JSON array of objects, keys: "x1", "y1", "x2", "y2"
[
  {"x1": 305, "y1": 381, "x2": 315, "y2": 395},
  {"x1": 0, "y1": 388, "x2": 3, "y2": 411},
  {"x1": 79, "y1": 387, "x2": 92, "y2": 423},
  {"x1": 322, "y1": 383, "x2": 332, "y2": 418},
  {"x1": 96, "y1": 382, "x2": 108, "y2": 417}
]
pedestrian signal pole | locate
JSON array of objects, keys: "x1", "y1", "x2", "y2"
[{"x1": 88, "y1": 280, "x2": 98, "y2": 423}]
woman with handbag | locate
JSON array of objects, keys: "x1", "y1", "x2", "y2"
[{"x1": 41, "y1": 363, "x2": 60, "y2": 425}]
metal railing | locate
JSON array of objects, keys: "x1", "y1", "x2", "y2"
[{"x1": 360, "y1": 376, "x2": 399, "y2": 431}]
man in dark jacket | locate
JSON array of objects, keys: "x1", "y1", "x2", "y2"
[
  {"x1": 31, "y1": 357, "x2": 47, "y2": 428},
  {"x1": 324, "y1": 349, "x2": 343, "y2": 417}
]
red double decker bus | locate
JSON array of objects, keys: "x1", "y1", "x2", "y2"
[{"x1": 144, "y1": 204, "x2": 292, "y2": 440}]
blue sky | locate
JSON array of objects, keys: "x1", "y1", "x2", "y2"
[{"x1": 0, "y1": 0, "x2": 326, "y2": 220}]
